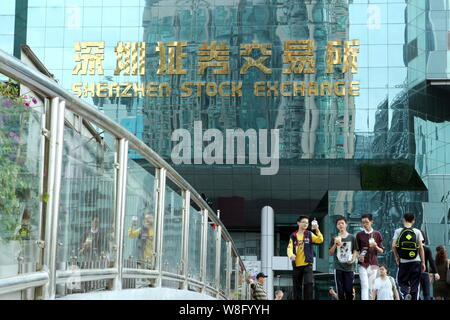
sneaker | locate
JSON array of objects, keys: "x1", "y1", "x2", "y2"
[{"x1": 405, "y1": 294, "x2": 412, "y2": 300}]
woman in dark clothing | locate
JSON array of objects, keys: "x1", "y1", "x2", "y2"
[{"x1": 433, "y1": 246, "x2": 450, "y2": 300}]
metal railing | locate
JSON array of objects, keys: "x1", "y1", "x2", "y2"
[{"x1": 0, "y1": 49, "x2": 251, "y2": 300}]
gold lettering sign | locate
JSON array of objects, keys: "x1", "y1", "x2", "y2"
[
  {"x1": 71, "y1": 39, "x2": 361, "y2": 98},
  {"x1": 343, "y1": 40, "x2": 360, "y2": 73},
  {"x1": 197, "y1": 41, "x2": 230, "y2": 75},
  {"x1": 326, "y1": 40, "x2": 360, "y2": 73},
  {"x1": 114, "y1": 42, "x2": 146, "y2": 75},
  {"x1": 283, "y1": 40, "x2": 315, "y2": 74},
  {"x1": 70, "y1": 81, "x2": 360, "y2": 98},
  {"x1": 72, "y1": 41, "x2": 105, "y2": 75},
  {"x1": 240, "y1": 40, "x2": 272, "y2": 74},
  {"x1": 156, "y1": 41, "x2": 188, "y2": 75}
]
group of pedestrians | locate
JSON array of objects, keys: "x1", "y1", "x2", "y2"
[{"x1": 287, "y1": 212, "x2": 450, "y2": 300}]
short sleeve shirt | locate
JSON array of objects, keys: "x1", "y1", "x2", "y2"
[
  {"x1": 356, "y1": 230, "x2": 384, "y2": 268},
  {"x1": 329, "y1": 233, "x2": 359, "y2": 272},
  {"x1": 374, "y1": 277, "x2": 395, "y2": 300},
  {"x1": 392, "y1": 228, "x2": 424, "y2": 263}
]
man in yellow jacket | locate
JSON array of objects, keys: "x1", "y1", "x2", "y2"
[{"x1": 287, "y1": 215, "x2": 323, "y2": 300}]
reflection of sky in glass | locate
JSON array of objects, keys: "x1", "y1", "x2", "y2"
[
  {"x1": 347, "y1": 3, "x2": 408, "y2": 134},
  {"x1": 0, "y1": 0, "x2": 15, "y2": 56}
]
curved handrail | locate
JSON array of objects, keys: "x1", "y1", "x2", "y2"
[
  {"x1": 0, "y1": 49, "x2": 242, "y2": 263},
  {"x1": 0, "y1": 49, "x2": 248, "y2": 298},
  {"x1": 0, "y1": 50, "x2": 240, "y2": 258}
]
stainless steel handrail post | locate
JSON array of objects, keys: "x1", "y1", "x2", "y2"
[
  {"x1": 226, "y1": 241, "x2": 232, "y2": 299},
  {"x1": 200, "y1": 209, "x2": 208, "y2": 293},
  {"x1": 154, "y1": 167, "x2": 166, "y2": 287},
  {"x1": 215, "y1": 225, "x2": 222, "y2": 298},
  {"x1": 181, "y1": 190, "x2": 190, "y2": 289},
  {"x1": 42, "y1": 98, "x2": 65, "y2": 299},
  {"x1": 112, "y1": 139, "x2": 128, "y2": 290},
  {"x1": 234, "y1": 257, "x2": 239, "y2": 300}
]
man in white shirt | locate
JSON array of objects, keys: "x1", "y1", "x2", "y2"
[
  {"x1": 372, "y1": 265, "x2": 400, "y2": 300},
  {"x1": 391, "y1": 213, "x2": 426, "y2": 300}
]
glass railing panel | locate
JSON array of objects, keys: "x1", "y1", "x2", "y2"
[
  {"x1": 122, "y1": 151, "x2": 156, "y2": 289},
  {"x1": 230, "y1": 255, "x2": 237, "y2": 299},
  {"x1": 0, "y1": 88, "x2": 44, "y2": 289},
  {"x1": 206, "y1": 219, "x2": 217, "y2": 288},
  {"x1": 187, "y1": 204, "x2": 202, "y2": 281},
  {"x1": 219, "y1": 237, "x2": 227, "y2": 292},
  {"x1": 161, "y1": 180, "x2": 183, "y2": 275},
  {"x1": 238, "y1": 267, "x2": 246, "y2": 300},
  {"x1": 56, "y1": 126, "x2": 116, "y2": 296}
]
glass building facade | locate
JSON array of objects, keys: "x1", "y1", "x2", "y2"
[{"x1": 2, "y1": 0, "x2": 450, "y2": 297}]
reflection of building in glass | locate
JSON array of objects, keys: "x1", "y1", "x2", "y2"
[
  {"x1": 3, "y1": 0, "x2": 450, "y2": 298},
  {"x1": 274, "y1": 1, "x2": 356, "y2": 160}
]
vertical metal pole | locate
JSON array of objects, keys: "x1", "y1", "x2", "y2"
[
  {"x1": 261, "y1": 205, "x2": 274, "y2": 300},
  {"x1": 242, "y1": 270, "x2": 247, "y2": 299},
  {"x1": 234, "y1": 258, "x2": 239, "y2": 300},
  {"x1": 181, "y1": 190, "x2": 190, "y2": 289},
  {"x1": 200, "y1": 209, "x2": 208, "y2": 293},
  {"x1": 226, "y1": 242, "x2": 232, "y2": 299},
  {"x1": 155, "y1": 167, "x2": 166, "y2": 287},
  {"x1": 112, "y1": 139, "x2": 128, "y2": 291},
  {"x1": 33, "y1": 98, "x2": 49, "y2": 299},
  {"x1": 215, "y1": 225, "x2": 222, "y2": 297},
  {"x1": 36, "y1": 99, "x2": 48, "y2": 269},
  {"x1": 43, "y1": 98, "x2": 65, "y2": 299}
]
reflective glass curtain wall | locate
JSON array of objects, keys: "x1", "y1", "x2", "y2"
[{"x1": 10, "y1": 0, "x2": 450, "y2": 274}]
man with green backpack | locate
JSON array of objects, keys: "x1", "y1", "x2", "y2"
[{"x1": 391, "y1": 213, "x2": 426, "y2": 300}]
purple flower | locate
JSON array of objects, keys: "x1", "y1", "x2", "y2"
[
  {"x1": 24, "y1": 101, "x2": 30, "y2": 107},
  {"x1": 0, "y1": 114, "x2": 8, "y2": 119},
  {"x1": 32, "y1": 97, "x2": 37, "y2": 104},
  {"x1": 2, "y1": 99, "x2": 12, "y2": 107},
  {"x1": 8, "y1": 131, "x2": 20, "y2": 143}
]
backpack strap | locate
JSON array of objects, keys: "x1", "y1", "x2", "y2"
[
  {"x1": 388, "y1": 276, "x2": 395, "y2": 287},
  {"x1": 388, "y1": 276, "x2": 396, "y2": 296},
  {"x1": 395, "y1": 228, "x2": 406, "y2": 247}
]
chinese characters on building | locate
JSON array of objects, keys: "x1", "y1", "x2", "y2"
[{"x1": 72, "y1": 40, "x2": 360, "y2": 98}]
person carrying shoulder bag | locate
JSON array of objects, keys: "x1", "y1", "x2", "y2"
[{"x1": 434, "y1": 246, "x2": 450, "y2": 300}]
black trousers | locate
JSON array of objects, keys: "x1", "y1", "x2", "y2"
[
  {"x1": 420, "y1": 272, "x2": 431, "y2": 300},
  {"x1": 397, "y1": 261, "x2": 421, "y2": 300},
  {"x1": 292, "y1": 265, "x2": 314, "y2": 300},
  {"x1": 334, "y1": 269, "x2": 354, "y2": 300}
]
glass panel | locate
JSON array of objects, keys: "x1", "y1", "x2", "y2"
[
  {"x1": 220, "y1": 237, "x2": 228, "y2": 293},
  {"x1": 161, "y1": 181, "x2": 183, "y2": 274},
  {"x1": 0, "y1": 91, "x2": 43, "y2": 283},
  {"x1": 230, "y1": 255, "x2": 237, "y2": 299},
  {"x1": 56, "y1": 127, "x2": 116, "y2": 296},
  {"x1": 238, "y1": 267, "x2": 246, "y2": 300},
  {"x1": 187, "y1": 205, "x2": 202, "y2": 280},
  {"x1": 206, "y1": 219, "x2": 217, "y2": 287},
  {"x1": 122, "y1": 151, "x2": 156, "y2": 289}
]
